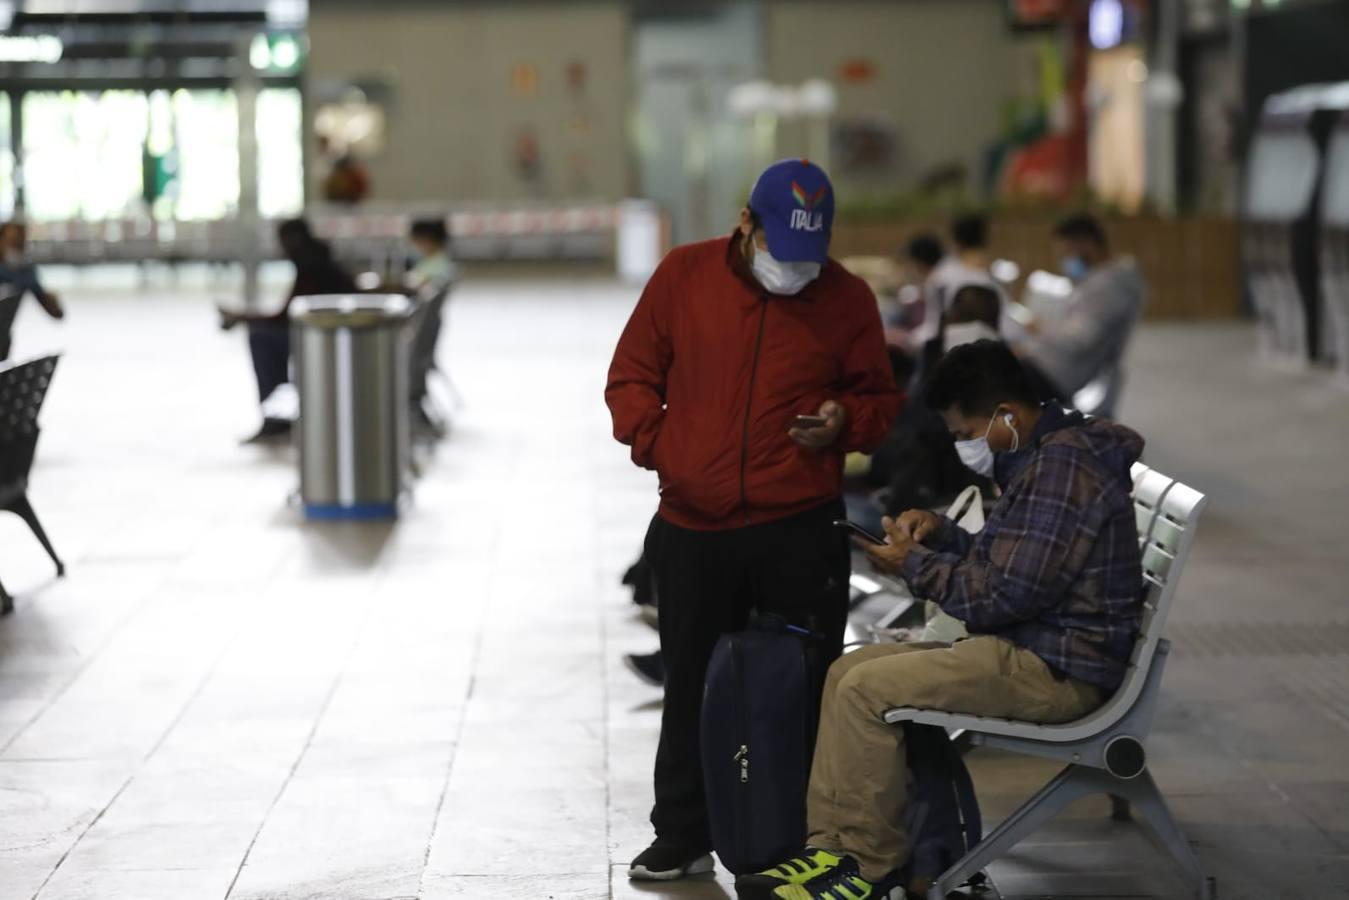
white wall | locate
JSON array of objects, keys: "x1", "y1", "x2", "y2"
[
  {"x1": 307, "y1": 0, "x2": 1036, "y2": 207},
  {"x1": 306, "y1": 1, "x2": 629, "y2": 205},
  {"x1": 765, "y1": 0, "x2": 1035, "y2": 195}
]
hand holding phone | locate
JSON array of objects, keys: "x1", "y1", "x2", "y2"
[
  {"x1": 832, "y1": 519, "x2": 886, "y2": 545},
  {"x1": 790, "y1": 401, "x2": 847, "y2": 449}
]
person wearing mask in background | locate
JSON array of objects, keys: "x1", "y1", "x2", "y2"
[
  {"x1": 914, "y1": 283, "x2": 1002, "y2": 383},
  {"x1": 925, "y1": 214, "x2": 998, "y2": 322},
  {"x1": 0, "y1": 222, "x2": 64, "y2": 361},
  {"x1": 402, "y1": 218, "x2": 458, "y2": 433},
  {"x1": 748, "y1": 340, "x2": 1143, "y2": 900},
  {"x1": 860, "y1": 283, "x2": 1006, "y2": 526},
  {"x1": 1019, "y1": 213, "x2": 1146, "y2": 418},
  {"x1": 220, "y1": 218, "x2": 356, "y2": 443},
  {"x1": 405, "y1": 218, "x2": 458, "y2": 295},
  {"x1": 607, "y1": 158, "x2": 903, "y2": 882},
  {"x1": 900, "y1": 232, "x2": 945, "y2": 348}
]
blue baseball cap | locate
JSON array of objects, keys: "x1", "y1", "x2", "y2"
[{"x1": 748, "y1": 158, "x2": 835, "y2": 264}]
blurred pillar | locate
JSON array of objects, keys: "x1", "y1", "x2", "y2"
[
  {"x1": 236, "y1": 34, "x2": 261, "y2": 310},
  {"x1": 1146, "y1": 0, "x2": 1182, "y2": 214},
  {"x1": 10, "y1": 89, "x2": 23, "y2": 215},
  {"x1": 1065, "y1": 6, "x2": 1091, "y2": 195}
]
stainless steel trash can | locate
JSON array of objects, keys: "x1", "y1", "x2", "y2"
[{"x1": 291, "y1": 294, "x2": 413, "y2": 520}]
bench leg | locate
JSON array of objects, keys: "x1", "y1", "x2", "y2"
[
  {"x1": 7, "y1": 494, "x2": 64, "y2": 577},
  {"x1": 1117, "y1": 769, "x2": 1213, "y2": 900},
  {"x1": 929, "y1": 764, "x2": 1102, "y2": 900}
]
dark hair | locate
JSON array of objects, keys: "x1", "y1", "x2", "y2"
[
  {"x1": 905, "y1": 233, "x2": 943, "y2": 269},
  {"x1": 410, "y1": 218, "x2": 449, "y2": 246},
  {"x1": 950, "y1": 213, "x2": 988, "y2": 250},
  {"x1": 923, "y1": 339, "x2": 1038, "y2": 416},
  {"x1": 1053, "y1": 212, "x2": 1108, "y2": 249},
  {"x1": 277, "y1": 217, "x2": 313, "y2": 243},
  {"x1": 948, "y1": 284, "x2": 1001, "y2": 330}
]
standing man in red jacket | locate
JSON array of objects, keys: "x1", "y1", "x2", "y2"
[{"x1": 607, "y1": 159, "x2": 903, "y2": 882}]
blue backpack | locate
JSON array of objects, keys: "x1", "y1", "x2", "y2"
[{"x1": 899, "y1": 723, "x2": 985, "y2": 890}]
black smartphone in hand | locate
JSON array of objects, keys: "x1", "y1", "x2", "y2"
[
  {"x1": 833, "y1": 519, "x2": 886, "y2": 545},
  {"x1": 794, "y1": 414, "x2": 830, "y2": 429}
]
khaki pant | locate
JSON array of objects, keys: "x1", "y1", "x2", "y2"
[{"x1": 806, "y1": 637, "x2": 1103, "y2": 882}]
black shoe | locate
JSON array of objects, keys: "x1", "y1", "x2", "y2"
[
  {"x1": 241, "y1": 418, "x2": 292, "y2": 445},
  {"x1": 621, "y1": 559, "x2": 642, "y2": 587},
  {"x1": 628, "y1": 839, "x2": 714, "y2": 881},
  {"x1": 623, "y1": 651, "x2": 664, "y2": 688}
]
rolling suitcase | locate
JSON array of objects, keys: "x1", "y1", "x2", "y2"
[{"x1": 700, "y1": 616, "x2": 820, "y2": 877}]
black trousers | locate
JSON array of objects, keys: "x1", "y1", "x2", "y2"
[
  {"x1": 645, "y1": 498, "x2": 850, "y2": 850},
  {"x1": 248, "y1": 322, "x2": 291, "y2": 405}
]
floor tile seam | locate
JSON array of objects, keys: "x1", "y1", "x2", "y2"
[
  {"x1": 592, "y1": 511, "x2": 617, "y2": 900},
  {"x1": 0, "y1": 577, "x2": 173, "y2": 759},
  {"x1": 223, "y1": 563, "x2": 396, "y2": 900},
  {"x1": 26, "y1": 575, "x2": 288, "y2": 900},
  {"x1": 1178, "y1": 694, "x2": 1349, "y2": 855},
  {"x1": 412, "y1": 513, "x2": 496, "y2": 900}
]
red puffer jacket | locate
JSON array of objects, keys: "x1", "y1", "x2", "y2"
[{"x1": 606, "y1": 235, "x2": 904, "y2": 531}]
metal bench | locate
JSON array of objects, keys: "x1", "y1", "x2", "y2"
[
  {"x1": 0, "y1": 354, "x2": 64, "y2": 615},
  {"x1": 883, "y1": 462, "x2": 1214, "y2": 899},
  {"x1": 407, "y1": 282, "x2": 452, "y2": 439}
]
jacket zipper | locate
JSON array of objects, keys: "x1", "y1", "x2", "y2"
[
  {"x1": 739, "y1": 298, "x2": 770, "y2": 526},
  {"x1": 729, "y1": 636, "x2": 751, "y2": 867}
]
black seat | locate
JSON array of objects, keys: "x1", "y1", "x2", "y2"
[
  {"x1": 0, "y1": 289, "x2": 20, "y2": 361},
  {"x1": 408, "y1": 284, "x2": 451, "y2": 437},
  {"x1": 0, "y1": 354, "x2": 63, "y2": 615}
]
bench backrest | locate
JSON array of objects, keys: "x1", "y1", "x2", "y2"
[
  {"x1": 409, "y1": 284, "x2": 450, "y2": 374},
  {"x1": 1040, "y1": 463, "x2": 1207, "y2": 739},
  {"x1": 1125, "y1": 461, "x2": 1207, "y2": 672},
  {"x1": 0, "y1": 354, "x2": 59, "y2": 491},
  {"x1": 0, "y1": 290, "x2": 19, "y2": 355}
]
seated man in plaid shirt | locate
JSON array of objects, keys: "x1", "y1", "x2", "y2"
[{"x1": 750, "y1": 339, "x2": 1146, "y2": 900}]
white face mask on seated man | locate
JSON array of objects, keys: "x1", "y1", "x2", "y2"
[{"x1": 954, "y1": 410, "x2": 1020, "y2": 477}]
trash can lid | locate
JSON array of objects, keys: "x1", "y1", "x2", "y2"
[{"x1": 290, "y1": 294, "x2": 414, "y2": 328}]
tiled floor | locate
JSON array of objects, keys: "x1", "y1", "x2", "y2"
[{"x1": 0, "y1": 272, "x2": 1347, "y2": 899}]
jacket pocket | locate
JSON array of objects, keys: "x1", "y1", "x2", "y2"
[{"x1": 652, "y1": 428, "x2": 681, "y2": 498}]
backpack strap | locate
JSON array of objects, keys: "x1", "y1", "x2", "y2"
[{"x1": 947, "y1": 741, "x2": 982, "y2": 850}]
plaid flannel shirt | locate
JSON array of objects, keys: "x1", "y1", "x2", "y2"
[{"x1": 901, "y1": 406, "x2": 1145, "y2": 691}]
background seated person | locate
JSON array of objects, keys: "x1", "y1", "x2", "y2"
[
  {"x1": 1019, "y1": 213, "x2": 1146, "y2": 418},
  {"x1": 405, "y1": 219, "x2": 458, "y2": 296},
  {"x1": 859, "y1": 284, "x2": 1005, "y2": 522},
  {"x1": 220, "y1": 218, "x2": 356, "y2": 443},
  {"x1": 748, "y1": 340, "x2": 1145, "y2": 900},
  {"x1": 913, "y1": 282, "x2": 1002, "y2": 384},
  {"x1": 0, "y1": 221, "x2": 63, "y2": 360}
]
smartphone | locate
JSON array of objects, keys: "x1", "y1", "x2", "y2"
[
  {"x1": 832, "y1": 519, "x2": 886, "y2": 545},
  {"x1": 794, "y1": 414, "x2": 830, "y2": 429}
]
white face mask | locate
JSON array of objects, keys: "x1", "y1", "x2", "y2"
[
  {"x1": 751, "y1": 246, "x2": 821, "y2": 295},
  {"x1": 942, "y1": 321, "x2": 1000, "y2": 352},
  {"x1": 954, "y1": 411, "x2": 1019, "y2": 477}
]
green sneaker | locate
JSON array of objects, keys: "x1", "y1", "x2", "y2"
[
  {"x1": 770, "y1": 858, "x2": 901, "y2": 900},
  {"x1": 736, "y1": 848, "x2": 843, "y2": 896}
]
